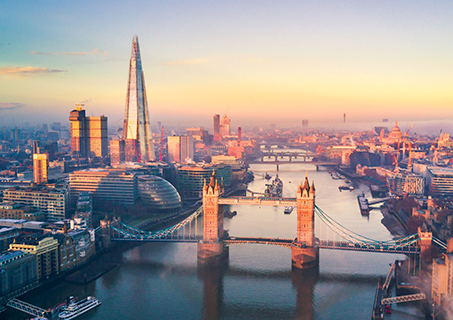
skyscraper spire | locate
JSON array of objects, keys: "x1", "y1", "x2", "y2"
[{"x1": 123, "y1": 35, "x2": 155, "y2": 162}]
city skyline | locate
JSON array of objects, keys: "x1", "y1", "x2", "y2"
[{"x1": 1, "y1": 1, "x2": 453, "y2": 129}]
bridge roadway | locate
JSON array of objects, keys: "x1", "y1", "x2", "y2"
[
  {"x1": 218, "y1": 196, "x2": 297, "y2": 206},
  {"x1": 111, "y1": 233, "x2": 420, "y2": 255},
  {"x1": 249, "y1": 160, "x2": 337, "y2": 166}
]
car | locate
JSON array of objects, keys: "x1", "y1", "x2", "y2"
[{"x1": 385, "y1": 305, "x2": 391, "y2": 314}]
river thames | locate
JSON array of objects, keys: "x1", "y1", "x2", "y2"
[{"x1": 3, "y1": 162, "x2": 424, "y2": 320}]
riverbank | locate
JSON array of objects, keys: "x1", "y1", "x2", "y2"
[{"x1": 380, "y1": 205, "x2": 407, "y2": 237}]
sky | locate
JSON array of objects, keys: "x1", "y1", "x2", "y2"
[{"x1": 1, "y1": 1, "x2": 453, "y2": 131}]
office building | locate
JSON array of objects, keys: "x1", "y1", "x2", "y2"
[
  {"x1": 122, "y1": 36, "x2": 154, "y2": 162},
  {"x1": 220, "y1": 114, "x2": 231, "y2": 137},
  {"x1": 428, "y1": 167, "x2": 453, "y2": 196},
  {"x1": 9, "y1": 234, "x2": 59, "y2": 280},
  {"x1": 177, "y1": 164, "x2": 232, "y2": 199},
  {"x1": 69, "y1": 169, "x2": 138, "y2": 207},
  {"x1": 33, "y1": 153, "x2": 48, "y2": 184},
  {"x1": 0, "y1": 203, "x2": 44, "y2": 221},
  {"x1": 2, "y1": 186, "x2": 68, "y2": 222},
  {"x1": 69, "y1": 104, "x2": 108, "y2": 158},
  {"x1": 387, "y1": 172, "x2": 425, "y2": 196},
  {"x1": 137, "y1": 175, "x2": 181, "y2": 213},
  {"x1": 213, "y1": 114, "x2": 221, "y2": 141},
  {"x1": 167, "y1": 136, "x2": 194, "y2": 163},
  {"x1": 110, "y1": 139, "x2": 125, "y2": 166}
]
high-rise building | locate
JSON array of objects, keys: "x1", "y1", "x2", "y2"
[
  {"x1": 213, "y1": 114, "x2": 221, "y2": 141},
  {"x1": 220, "y1": 114, "x2": 231, "y2": 137},
  {"x1": 69, "y1": 105, "x2": 88, "y2": 157},
  {"x1": 69, "y1": 104, "x2": 108, "y2": 158},
  {"x1": 33, "y1": 153, "x2": 48, "y2": 185},
  {"x1": 87, "y1": 116, "x2": 108, "y2": 157},
  {"x1": 122, "y1": 36, "x2": 154, "y2": 162},
  {"x1": 168, "y1": 136, "x2": 194, "y2": 163},
  {"x1": 109, "y1": 139, "x2": 125, "y2": 166}
]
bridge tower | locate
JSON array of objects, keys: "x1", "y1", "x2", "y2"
[
  {"x1": 292, "y1": 176, "x2": 319, "y2": 269},
  {"x1": 198, "y1": 172, "x2": 228, "y2": 264},
  {"x1": 417, "y1": 227, "x2": 433, "y2": 255}
]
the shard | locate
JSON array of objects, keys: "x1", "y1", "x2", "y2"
[{"x1": 122, "y1": 35, "x2": 155, "y2": 162}]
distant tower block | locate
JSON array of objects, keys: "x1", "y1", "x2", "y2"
[
  {"x1": 292, "y1": 176, "x2": 319, "y2": 269},
  {"x1": 198, "y1": 173, "x2": 228, "y2": 264},
  {"x1": 343, "y1": 113, "x2": 346, "y2": 123},
  {"x1": 122, "y1": 35, "x2": 155, "y2": 162}
]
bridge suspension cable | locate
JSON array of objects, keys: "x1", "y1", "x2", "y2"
[
  {"x1": 432, "y1": 237, "x2": 447, "y2": 250},
  {"x1": 110, "y1": 206, "x2": 203, "y2": 241},
  {"x1": 315, "y1": 205, "x2": 420, "y2": 249}
]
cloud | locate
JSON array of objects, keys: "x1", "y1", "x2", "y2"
[
  {"x1": 0, "y1": 103, "x2": 25, "y2": 111},
  {"x1": 29, "y1": 49, "x2": 105, "y2": 56},
  {"x1": 0, "y1": 66, "x2": 67, "y2": 75}
]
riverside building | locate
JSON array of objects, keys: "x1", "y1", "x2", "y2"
[
  {"x1": 0, "y1": 250, "x2": 38, "y2": 303},
  {"x1": 9, "y1": 234, "x2": 59, "y2": 280},
  {"x1": 177, "y1": 164, "x2": 232, "y2": 199},
  {"x1": 69, "y1": 169, "x2": 138, "y2": 208}
]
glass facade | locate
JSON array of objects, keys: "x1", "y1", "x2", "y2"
[
  {"x1": 177, "y1": 164, "x2": 232, "y2": 199},
  {"x1": 123, "y1": 35, "x2": 154, "y2": 162},
  {"x1": 137, "y1": 175, "x2": 181, "y2": 213}
]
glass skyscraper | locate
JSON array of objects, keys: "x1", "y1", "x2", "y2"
[{"x1": 122, "y1": 35, "x2": 155, "y2": 162}]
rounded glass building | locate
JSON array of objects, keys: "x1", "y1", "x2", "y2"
[{"x1": 137, "y1": 175, "x2": 181, "y2": 213}]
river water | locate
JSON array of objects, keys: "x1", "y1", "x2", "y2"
[{"x1": 3, "y1": 161, "x2": 425, "y2": 320}]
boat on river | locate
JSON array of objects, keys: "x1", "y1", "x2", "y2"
[
  {"x1": 264, "y1": 175, "x2": 283, "y2": 197},
  {"x1": 284, "y1": 207, "x2": 293, "y2": 214},
  {"x1": 58, "y1": 296, "x2": 101, "y2": 320}
]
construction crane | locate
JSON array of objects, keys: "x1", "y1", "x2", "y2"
[
  {"x1": 159, "y1": 126, "x2": 164, "y2": 161},
  {"x1": 394, "y1": 139, "x2": 401, "y2": 173},
  {"x1": 401, "y1": 124, "x2": 413, "y2": 161}
]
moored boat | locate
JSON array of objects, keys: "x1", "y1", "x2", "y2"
[{"x1": 58, "y1": 296, "x2": 101, "y2": 320}]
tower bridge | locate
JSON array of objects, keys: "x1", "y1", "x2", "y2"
[{"x1": 103, "y1": 173, "x2": 441, "y2": 269}]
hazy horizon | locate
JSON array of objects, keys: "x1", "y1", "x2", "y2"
[{"x1": 1, "y1": 1, "x2": 452, "y2": 135}]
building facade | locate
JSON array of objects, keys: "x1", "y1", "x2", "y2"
[
  {"x1": 213, "y1": 114, "x2": 220, "y2": 141},
  {"x1": 122, "y1": 36, "x2": 154, "y2": 162},
  {"x1": 0, "y1": 203, "x2": 44, "y2": 221},
  {"x1": 428, "y1": 167, "x2": 453, "y2": 196},
  {"x1": 0, "y1": 250, "x2": 38, "y2": 300},
  {"x1": 2, "y1": 186, "x2": 68, "y2": 222},
  {"x1": 9, "y1": 235, "x2": 59, "y2": 280},
  {"x1": 69, "y1": 104, "x2": 108, "y2": 158},
  {"x1": 69, "y1": 169, "x2": 138, "y2": 207},
  {"x1": 110, "y1": 139, "x2": 125, "y2": 166},
  {"x1": 220, "y1": 114, "x2": 231, "y2": 137},
  {"x1": 56, "y1": 229, "x2": 95, "y2": 272},
  {"x1": 137, "y1": 175, "x2": 181, "y2": 213},
  {"x1": 167, "y1": 136, "x2": 194, "y2": 163},
  {"x1": 177, "y1": 164, "x2": 232, "y2": 199},
  {"x1": 33, "y1": 153, "x2": 48, "y2": 185}
]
